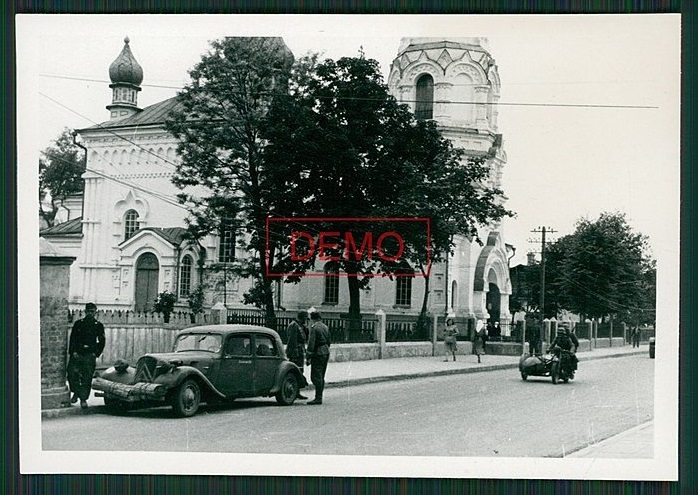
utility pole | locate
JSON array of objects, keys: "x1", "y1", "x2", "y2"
[{"x1": 530, "y1": 226, "x2": 557, "y2": 320}]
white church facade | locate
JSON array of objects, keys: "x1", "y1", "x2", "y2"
[{"x1": 40, "y1": 36, "x2": 513, "y2": 333}]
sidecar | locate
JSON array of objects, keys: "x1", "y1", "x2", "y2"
[{"x1": 518, "y1": 350, "x2": 574, "y2": 384}]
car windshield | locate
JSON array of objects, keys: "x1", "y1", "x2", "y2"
[{"x1": 174, "y1": 333, "x2": 222, "y2": 353}]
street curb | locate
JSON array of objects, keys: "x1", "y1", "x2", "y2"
[
  {"x1": 326, "y1": 362, "x2": 515, "y2": 388},
  {"x1": 42, "y1": 404, "x2": 103, "y2": 419},
  {"x1": 41, "y1": 349, "x2": 647, "y2": 419}
]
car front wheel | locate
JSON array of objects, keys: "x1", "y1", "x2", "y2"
[
  {"x1": 275, "y1": 373, "x2": 298, "y2": 406},
  {"x1": 172, "y1": 379, "x2": 201, "y2": 417}
]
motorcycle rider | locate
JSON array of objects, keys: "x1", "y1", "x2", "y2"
[{"x1": 548, "y1": 321, "x2": 578, "y2": 375}]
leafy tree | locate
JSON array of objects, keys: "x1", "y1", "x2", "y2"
[
  {"x1": 392, "y1": 120, "x2": 512, "y2": 329},
  {"x1": 509, "y1": 262, "x2": 541, "y2": 314},
  {"x1": 550, "y1": 212, "x2": 654, "y2": 321},
  {"x1": 263, "y1": 55, "x2": 511, "y2": 328},
  {"x1": 164, "y1": 37, "x2": 296, "y2": 326},
  {"x1": 153, "y1": 290, "x2": 177, "y2": 322},
  {"x1": 39, "y1": 128, "x2": 85, "y2": 227}
]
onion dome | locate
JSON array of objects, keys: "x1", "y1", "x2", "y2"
[{"x1": 109, "y1": 36, "x2": 143, "y2": 86}]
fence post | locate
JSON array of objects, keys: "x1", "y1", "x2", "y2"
[
  {"x1": 375, "y1": 309, "x2": 386, "y2": 359},
  {"x1": 431, "y1": 314, "x2": 439, "y2": 357},
  {"x1": 622, "y1": 322, "x2": 627, "y2": 346},
  {"x1": 592, "y1": 319, "x2": 598, "y2": 348},
  {"x1": 542, "y1": 318, "x2": 551, "y2": 353},
  {"x1": 609, "y1": 318, "x2": 614, "y2": 347},
  {"x1": 211, "y1": 302, "x2": 227, "y2": 325}
]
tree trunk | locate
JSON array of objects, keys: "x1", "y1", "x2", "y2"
[
  {"x1": 346, "y1": 262, "x2": 362, "y2": 333},
  {"x1": 417, "y1": 269, "x2": 430, "y2": 339},
  {"x1": 259, "y1": 238, "x2": 277, "y2": 329}
]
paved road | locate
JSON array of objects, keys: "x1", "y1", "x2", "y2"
[{"x1": 42, "y1": 354, "x2": 653, "y2": 457}]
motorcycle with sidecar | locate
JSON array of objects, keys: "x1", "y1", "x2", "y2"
[{"x1": 518, "y1": 348, "x2": 576, "y2": 384}]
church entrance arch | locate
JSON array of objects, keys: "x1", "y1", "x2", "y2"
[
  {"x1": 486, "y1": 282, "x2": 501, "y2": 324},
  {"x1": 135, "y1": 252, "x2": 159, "y2": 312}
]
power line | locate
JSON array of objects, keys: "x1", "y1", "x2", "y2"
[{"x1": 39, "y1": 73, "x2": 659, "y2": 110}]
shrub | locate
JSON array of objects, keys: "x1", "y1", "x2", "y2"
[{"x1": 154, "y1": 290, "x2": 177, "y2": 322}]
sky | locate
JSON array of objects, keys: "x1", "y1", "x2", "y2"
[
  {"x1": 16, "y1": 14, "x2": 680, "y2": 480},
  {"x1": 20, "y1": 14, "x2": 680, "y2": 268}
]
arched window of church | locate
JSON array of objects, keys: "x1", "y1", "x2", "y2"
[
  {"x1": 219, "y1": 220, "x2": 236, "y2": 263},
  {"x1": 451, "y1": 280, "x2": 458, "y2": 309},
  {"x1": 179, "y1": 255, "x2": 193, "y2": 297},
  {"x1": 415, "y1": 74, "x2": 434, "y2": 120},
  {"x1": 323, "y1": 262, "x2": 340, "y2": 305},
  {"x1": 124, "y1": 209, "x2": 139, "y2": 241}
]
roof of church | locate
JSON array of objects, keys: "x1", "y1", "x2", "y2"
[
  {"x1": 109, "y1": 36, "x2": 144, "y2": 86},
  {"x1": 40, "y1": 216, "x2": 83, "y2": 236},
  {"x1": 397, "y1": 38, "x2": 491, "y2": 56},
  {"x1": 80, "y1": 96, "x2": 183, "y2": 132},
  {"x1": 134, "y1": 226, "x2": 189, "y2": 246}
]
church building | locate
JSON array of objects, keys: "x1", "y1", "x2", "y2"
[{"x1": 40, "y1": 36, "x2": 513, "y2": 332}]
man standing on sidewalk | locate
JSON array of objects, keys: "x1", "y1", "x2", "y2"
[
  {"x1": 67, "y1": 302, "x2": 106, "y2": 409},
  {"x1": 306, "y1": 310, "x2": 331, "y2": 405},
  {"x1": 285, "y1": 310, "x2": 309, "y2": 400}
]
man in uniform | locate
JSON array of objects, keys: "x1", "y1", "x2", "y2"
[
  {"x1": 67, "y1": 302, "x2": 106, "y2": 408},
  {"x1": 305, "y1": 310, "x2": 331, "y2": 405},
  {"x1": 285, "y1": 310, "x2": 309, "y2": 400},
  {"x1": 548, "y1": 321, "x2": 578, "y2": 374}
]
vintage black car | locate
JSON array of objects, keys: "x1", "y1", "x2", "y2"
[{"x1": 92, "y1": 325, "x2": 307, "y2": 417}]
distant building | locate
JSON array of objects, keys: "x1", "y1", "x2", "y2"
[{"x1": 40, "y1": 36, "x2": 513, "y2": 330}]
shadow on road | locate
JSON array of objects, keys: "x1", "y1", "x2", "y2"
[{"x1": 103, "y1": 398, "x2": 290, "y2": 419}]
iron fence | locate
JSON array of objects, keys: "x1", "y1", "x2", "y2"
[{"x1": 225, "y1": 309, "x2": 377, "y2": 344}]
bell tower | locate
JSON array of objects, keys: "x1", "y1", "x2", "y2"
[
  {"x1": 387, "y1": 38, "x2": 506, "y2": 190},
  {"x1": 106, "y1": 36, "x2": 144, "y2": 120},
  {"x1": 388, "y1": 37, "x2": 512, "y2": 330}
]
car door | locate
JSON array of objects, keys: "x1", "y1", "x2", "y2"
[
  {"x1": 253, "y1": 333, "x2": 281, "y2": 394},
  {"x1": 217, "y1": 333, "x2": 254, "y2": 397}
]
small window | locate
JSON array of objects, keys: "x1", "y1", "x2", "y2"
[
  {"x1": 415, "y1": 74, "x2": 434, "y2": 120},
  {"x1": 179, "y1": 255, "x2": 193, "y2": 297},
  {"x1": 395, "y1": 277, "x2": 413, "y2": 307},
  {"x1": 451, "y1": 280, "x2": 458, "y2": 310},
  {"x1": 395, "y1": 263, "x2": 414, "y2": 307},
  {"x1": 219, "y1": 221, "x2": 236, "y2": 263},
  {"x1": 224, "y1": 334, "x2": 252, "y2": 357},
  {"x1": 254, "y1": 334, "x2": 278, "y2": 357},
  {"x1": 124, "y1": 209, "x2": 139, "y2": 240},
  {"x1": 323, "y1": 263, "x2": 339, "y2": 305}
]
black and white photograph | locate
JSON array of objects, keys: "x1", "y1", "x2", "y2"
[{"x1": 18, "y1": 14, "x2": 679, "y2": 480}]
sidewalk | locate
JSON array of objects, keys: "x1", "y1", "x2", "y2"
[
  {"x1": 566, "y1": 420, "x2": 653, "y2": 458},
  {"x1": 43, "y1": 343, "x2": 649, "y2": 420}
]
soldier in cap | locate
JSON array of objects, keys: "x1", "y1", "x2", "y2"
[
  {"x1": 67, "y1": 302, "x2": 106, "y2": 408},
  {"x1": 285, "y1": 310, "x2": 309, "y2": 400},
  {"x1": 306, "y1": 310, "x2": 331, "y2": 405}
]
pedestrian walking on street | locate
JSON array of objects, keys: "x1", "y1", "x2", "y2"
[
  {"x1": 306, "y1": 310, "x2": 331, "y2": 405},
  {"x1": 473, "y1": 319, "x2": 487, "y2": 363},
  {"x1": 285, "y1": 310, "x2": 309, "y2": 400},
  {"x1": 632, "y1": 325, "x2": 641, "y2": 348},
  {"x1": 67, "y1": 302, "x2": 106, "y2": 409},
  {"x1": 443, "y1": 318, "x2": 458, "y2": 361}
]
